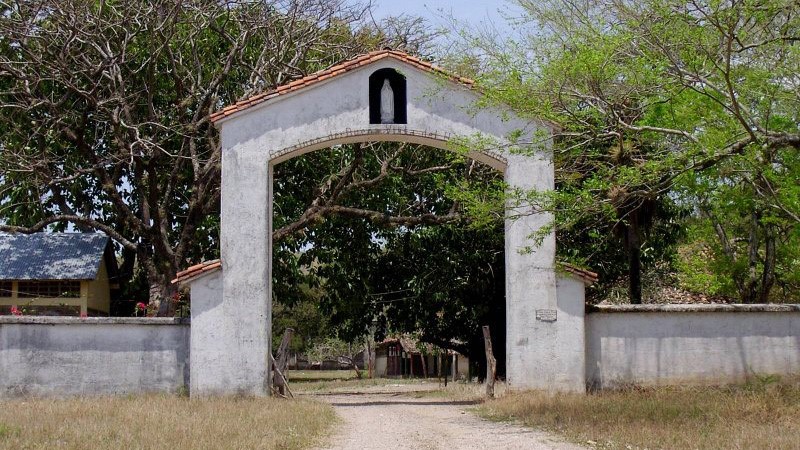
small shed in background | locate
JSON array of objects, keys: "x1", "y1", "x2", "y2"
[
  {"x1": 0, "y1": 233, "x2": 118, "y2": 316},
  {"x1": 375, "y1": 335, "x2": 469, "y2": 380}
]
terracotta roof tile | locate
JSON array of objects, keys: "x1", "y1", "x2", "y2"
[
  {"x1": 210, "y1": 50, "x2": 476, "y2": 124},
  {"x1": 559, "y1": 263, "x2": 599, "y2": 285},
  {"x1": 172, "y1": 259, "x2": 221, "y2": 285}
]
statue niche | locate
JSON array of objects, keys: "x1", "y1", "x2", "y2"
[
  {"x1": 369, "y1": 68, "x2": 407, "y2": 125},
  {"x1": 380, "y1": 80, "x2": 394, "y2": 123}
]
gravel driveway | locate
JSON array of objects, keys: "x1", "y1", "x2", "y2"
[{"x1": 309, "y1": 389, "x2": 584, "y2": 450}]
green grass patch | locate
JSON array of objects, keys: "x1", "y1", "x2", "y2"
[{"x1": 0, "y1": 424, "x2": 20, "y2": 439}]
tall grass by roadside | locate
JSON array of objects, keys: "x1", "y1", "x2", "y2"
[
  {"x1": 409, "y1": 380, "x2": 494, "y2": 401},
  {"x1": 0, "y1": 394, "x2": 336, "y2": 450},
  {"x1": 478, "y1": 375, "x2": 800, "y2": 450},
  {"x1": 290, "y1": 370, "x2": 431, "y2": 393}
]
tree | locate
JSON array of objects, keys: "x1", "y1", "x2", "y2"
[
  {"x1": 268, "y1": 140, "x2": 508, "y2": 376},
  {"x1": 305, "y1": 337, "x2": 364, "y2": 377},
  {"x1": 271, "y1": 285, "x2": 331, "y2": 354},
  {"x1": 272, "y1": 140, "x2": 501, "y2": 333},
  {"x1": 453, "y1": 0, "x2": 800, "y2": 302},
  {"x1": 371, "y1": 224, "x2": 507, "y2": 377},
  {"x1": 678, "y1": 143, "x2": 800, "y2": 303},
  {"x1": 0, "y1": 0, "x2": 428, "y2": 313}
]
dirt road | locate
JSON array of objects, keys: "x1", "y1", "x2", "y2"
[{"x1": 310, "y1": 389, "x2": 584, "y2": 450}]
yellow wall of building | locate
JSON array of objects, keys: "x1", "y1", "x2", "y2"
[
  {"x1": 87, "y1": 260, "x2": 111, "y2": 314},
  {"x1": 0, "y1": 260, "x2": 111, "y2": 316}
]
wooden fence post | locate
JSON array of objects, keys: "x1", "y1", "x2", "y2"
[
  {"x1": 482, "y1": 325, "x2": 497, "y2": 398},
  {"x1": 274, "y1": 328, "x2": 294, "y2": 397}
]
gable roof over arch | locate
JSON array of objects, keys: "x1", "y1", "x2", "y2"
[{"x1": 210, "y1": 50, "x2": 476, "y2": 124}]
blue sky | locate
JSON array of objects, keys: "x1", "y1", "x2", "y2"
[{"x1": 370, "y1": 0, "x2": 519, "y2": 37}]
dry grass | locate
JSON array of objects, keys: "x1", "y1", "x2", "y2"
[
  {"x1": 289, "y1": 370, "x2": 366, "y2": 382},
  {"x1": 410, "y1": 380, "x2": 494, "y2": 402},
  {"x1": 289, "y1": 370, "x2": 426, "y2": 393},
  {"x1": 477, "y1": 375, "x2": 800, "y2": 450},
  {"x1": 292, "y1": 377, "x2": 424, "y2": 393},
  {"x1": 0, "y1": 394, "x2": 336, "y2": 450}
]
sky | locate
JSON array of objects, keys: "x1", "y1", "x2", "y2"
[{"x1": 370, "y1": 0, "x2": 519, "y2": 39}]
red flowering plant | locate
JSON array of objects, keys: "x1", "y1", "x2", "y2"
[
  {"x1": 10, "y1": 306, "x2": 22, "y2": 316},
  {"x1": 134, "y1": 302, "x2": 147, "y2": 317}
]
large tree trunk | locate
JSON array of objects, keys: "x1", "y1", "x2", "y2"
[
  {"x1": 742, "y1": 211, "x2": 761, "y2": 304},
  {"x1": 624, "y1": 222, "x2": 643, "y2": 304},
  {"x1": 149, "y1": 279, "x2": 178, "y2": 317},
  {"x1": 757, "y1": 224, "x2": 776, "y2": 303},
  {"x1": 143, "y1": 254, "x2": 178, "y2": 317}
]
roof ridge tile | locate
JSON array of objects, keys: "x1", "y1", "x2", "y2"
[{"x1": 172, "y1": 259, "x2": 221, "y2": 285}]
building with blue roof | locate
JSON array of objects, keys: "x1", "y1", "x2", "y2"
[{"x1": 0, "y1": 233, "x2": 117, "y2": 316}]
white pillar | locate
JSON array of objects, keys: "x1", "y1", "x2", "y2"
[
  {"x1": 193, "y1": 142, "x2": 271, "y2": 396},
  {"x1": 504, "y1": 151, "x2": 585, "y2": 392}
]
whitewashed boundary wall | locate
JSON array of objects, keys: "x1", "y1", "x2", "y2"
[
  {"x1": 586, "y1": 304, "x2": 800, "y2": 389},
  {"x1": 0, "y1": 317, "x2": 189, "y2": 398},
  {"x1": 2, "y1": 303, "x2": 799, "y2": 397}
]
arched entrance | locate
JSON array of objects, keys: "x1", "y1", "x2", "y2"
[{"x1": 186, "y1": 51, "x2": 588, "y2": 395}]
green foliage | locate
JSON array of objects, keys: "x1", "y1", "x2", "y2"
[
  {"x1": 272, "y1": 291, "x2": 331, "y2": 354},
  {"x1": 0, "y1": 0, "x2": 423, "y2": 308},
  {"x1": 674, "y1": 228, "x2": 728, "y2": 297},
  {"x1": 449, "y1": 0, "x2": 800, "y2": 302},
  {"x1": 271, "y1": 143, "x2": 505, "y2": 359},
  {"x1": 675, "y1": 143, "x2": 800, "y2": 302},
  {"x1": 370, "y1": 224, "x2": 506, "y2": 359}
]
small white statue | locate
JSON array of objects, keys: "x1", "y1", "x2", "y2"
[{"x1": 380, "y1": 79, "x2": 394, "y2": 124}]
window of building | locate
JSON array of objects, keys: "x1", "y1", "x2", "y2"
[
  {"x1": 0, "y1": 281, "x2": 12, "y2": 298},
  {"x1": 17, "y1": 280, "x2": 81, "y2": 298}
]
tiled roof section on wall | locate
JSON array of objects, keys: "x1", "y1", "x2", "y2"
[
  {"x1": 209, "y1": 50, "x2": 475, "y2": 124},
  {"x1": 171, "y1": 259, "x2": 221, "y2": 285},
  {"x1": 559, "y1": 263, "x2": 599, "y2": 285},
  {"x1": 0, "y1": 233, "x2": 108, "y2": 280}
]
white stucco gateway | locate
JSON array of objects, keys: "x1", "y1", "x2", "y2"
[
  {"x1": 2, "y1": 53, "x2": 798, "y2": 399},
  {"x1": 191, "y1": 50, "x2": 591, "y2": 396}
]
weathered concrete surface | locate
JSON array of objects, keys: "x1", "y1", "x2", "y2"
[
  {"x1": 586, "y1": 309, "x2": 800, "y2": 388},
  {"x1": 0, "y1": 317, "x2": 189, "y2": 398},
  {"x1": 186, "y1": 270, "x2": 237, "y2": 395},
  {"x1": 214, "y1": 56, "x2": 568, "y2": 395}
]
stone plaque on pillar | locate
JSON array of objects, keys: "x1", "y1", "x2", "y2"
[{"x1": 535, "y1": 309, "x2": 557, "y2": 322}]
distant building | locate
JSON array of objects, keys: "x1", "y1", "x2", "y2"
[
  {"x1": 375, "y1": 335, "x2": 470, "y2": 380},
  {"x1": 0, "y1": 233, "x2": 118, "y2": 316}
]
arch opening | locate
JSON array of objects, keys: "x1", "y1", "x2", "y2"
[{"x1": 271, "y1": 140, "x2": 508, "y2": 382}]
